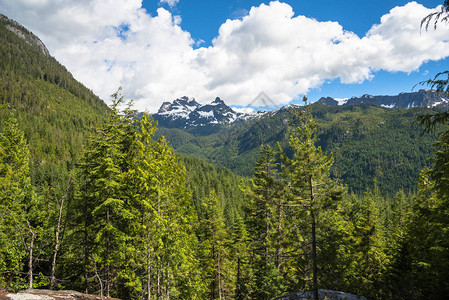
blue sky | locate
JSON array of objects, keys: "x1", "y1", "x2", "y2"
[
  {"x1": 146, "y1": 0, "x2": 442, "y2": 44},
  {"x1": 0, "y1": 0, "x2": 447, "y2": 111},
  {"x1": 145, "y1": 0, "x2": 446, "y2": 106}
]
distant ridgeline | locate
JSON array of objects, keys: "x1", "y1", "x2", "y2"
[
  {"x1": 316, "y1": 89, "x2": 449, "y2": 109},
  {"x1": 153, "y1": 90, "x2": 448, "y2": 136},
  {"x1": 154, "y1": 92, "x2": 443, "y2": 195}
]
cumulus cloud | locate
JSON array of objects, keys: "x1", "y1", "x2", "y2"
[
  {"x1": 0, "y1": 0, "x2": 447, "y2": 111},
  {"x1": 160, "y1": 0, "x2": 179, "y2": 8},
  {"x1": 195, "y1": 1, "x2": 449, "y2": 105},
  {"x1": 233, "y1": 107, "x2": 255, "y2": 114}
]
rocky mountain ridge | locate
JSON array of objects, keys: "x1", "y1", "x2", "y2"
[
  {"x1": 153, "y1": 90, "x2": 448, "y2": 134},
  {"x1": 0, "y1": 14, "x2": 50, "y2": 57},
  {"x1": 153, "y1": 96, "x2": 265, "y2": 134},
  {"x1": 317, "y1": 89, "x2": 449, "y2": 109}
]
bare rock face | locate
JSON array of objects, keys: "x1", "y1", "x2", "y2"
[
  {"x1": 0, "y1": 14, "x2": 51, "y2": 57},
  {"x1": 0, "y1": 289, "x2": 120, "y2": 300},
  {"x1": 275, "y1": 289, "x2": 366, "y2": 300}
]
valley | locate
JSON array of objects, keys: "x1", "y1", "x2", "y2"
[{"x1": 154, "y1": 95, "x2": 439, "y2": 195}]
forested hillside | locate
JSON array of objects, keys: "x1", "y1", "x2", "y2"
[
  {"x1": 0, "y1": 14, "x2": 109, "y2": 196},
  {"x1": 2, "y1": 10, "x2": 449, "y2": 300},
  {"x1": 0, "y1": 14, "x2": 246, "y2": 298},
  {"x1": 157, "y1": 103, "x2": 438, "y2": 195}
]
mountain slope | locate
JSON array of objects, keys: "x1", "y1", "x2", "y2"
[
  {"x1": 0, "y1": 14, "x2": 109, "y2": 189},
  {"x1": 157, "y1": 103, "x2": 437, "y2": 195},
  {"x1": 0, "y1": 14, "x2": 247, "y2": 216},
  {"x1": 317, "y1": 89, "x2": 449, "y2": 109},
  {"x1": 153, "y1": 96, "x2": 264, "y2": 135}
]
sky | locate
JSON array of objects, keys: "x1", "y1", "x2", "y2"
[{"x1": 0, "y1": 0, "x2": 448, "y2": 112}]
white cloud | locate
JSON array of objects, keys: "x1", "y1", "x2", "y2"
[
  {"x1": 194, "y1": 1, "x2": 449, "y2": 105},
  {"x1": 233, "y1": 107, "x2": 255, "y2": 114},
  {"x1": 160, "y1": 0, "x2": 179, "y2": 8},
  {"x1": 0, "y1": 0, "x2": 448, "y2": 111}
]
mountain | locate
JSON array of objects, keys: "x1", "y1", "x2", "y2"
[
  {"x1": 151, "y1": 91, "x2": 442, "y2": 194},
  {"x1": 0, "y1": 15, "x2": 50, "y2": 57},
  {"x1": 156, "y1": 102, "x2": 438, "y2": 195},
  {"x1": 0, "y1": 13, "x2": 247, "y2": 223},
  {"x1": 154, "y1": 90, "x2": 448, "y2": 136},
  {"x1": 0, "y1": 12, "x2": 440, "y2": 196},
  {"x1": 317, "y1": 89, "x2": 449, "y2": 109},
  {"x1": 0, "y1": 14, "x2": 110, "y2": 190},
  {"x1": 153, "y1": 96, "x2": 264, "y2": 135}
]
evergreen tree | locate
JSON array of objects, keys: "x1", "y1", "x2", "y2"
[
  {"x1": 242, "y1": 145, "x2": 284, "y2": 299},
  {"x1": 65, "y1": 91, "x2": 203, "y2": 299},
  {"x1": 278, "y1": 97, "x2": 345, "y2": 300},
  {"x1": 0, "y1": 113, "x2": 39, "y2": 290},
  {"x1": 198, "y1": 190, "x2": 233, "y2": 300},
  {"x1": 228, "y1": 213, "x2": 252, "y2": 300},
  {"x1": 131, "y1": 119, "x2": 202, "y2": 299},
  {"x1": 74, "y1": 91, "x2": 138, "y2": 297},
  {"x1": 350, "y1": 185, "x2": 389, "y2": 298}
]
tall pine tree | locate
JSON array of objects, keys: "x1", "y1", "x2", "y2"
[
  {"x1": 0, "y1": 113, "x2": 37, "y2": 290},
  {"x1": 243, "y1": 145, "x2": 284, "y2": 299},
  {"x1": 278, "y1": 97, "x2": 345, "y2": 300}
]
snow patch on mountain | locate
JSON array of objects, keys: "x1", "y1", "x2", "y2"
[
  {"x1": 430, "y1": 98, "x2": 449, "y2": 107},
  {"x1": 335, "y1": 98, "x2": 349, "y2": 106},
  {"x1": 317, "y1": 90, "x2": 449, "y2": 109},
  {"x1": 381, "y1": 104, "x2": 396, "y2": 108},
  {"x1": 153, "y1": 96, "x2": 266, "y2": 130},
  {"x1": 197, "y1": 110, "x2": 214, "y2": 118}
]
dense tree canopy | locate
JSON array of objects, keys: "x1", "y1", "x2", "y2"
[{"x1": 2, "y1": 6, "x2": 449, "y2": 299}]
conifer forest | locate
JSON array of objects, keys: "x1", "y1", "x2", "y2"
[{"x1": 1, "y1": 2, "x2": 449, "y2": 300}]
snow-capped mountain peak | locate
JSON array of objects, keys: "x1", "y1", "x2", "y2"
[
  {"x1": 153, "y1": 97, "x2": 265, "y2": 133},
  {"x1": 157, "y1": 96, "x2": 201, "y2": 119},
  {"x1": 210, "y1": 97, "x2": 225, "y2": 105},
  {"x1": 316, "y1": 89, "x2": 449, "y2": 109}
]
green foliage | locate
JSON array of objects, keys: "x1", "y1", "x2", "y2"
[
  {"x1": 62, "y1": 92, "x2": 204, "y2": 299},
  {"x1": 197, "y1": 191, "x2": 233, "y2": 299},
  {"x1": 0, "y1": 114, "x2": 31, "y2": 204},
  {"x1": 0, "y1": 114, "x2": 52, "y2": 292},
  {"x1": 242, "y1": 145, "x2": 284, "y2": 299},
  {"x1": 181, "y1": 155, "x2": 246, "y2": 226},
  {"x1": 385, "y1": 127, "x2": 449, "y2": 299},
  {"x1": 0, "y1": 114, "x2": 31, "y2": 290},
  {"x1": 228, "y1": 214, "x2": 252, "y2": 300},
  {"x1": 2, "y1": 11, "x2": 449, "y2": 299},
  {"x1": 161, "y1": 103, "x2": 436, "y2": 195}
]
